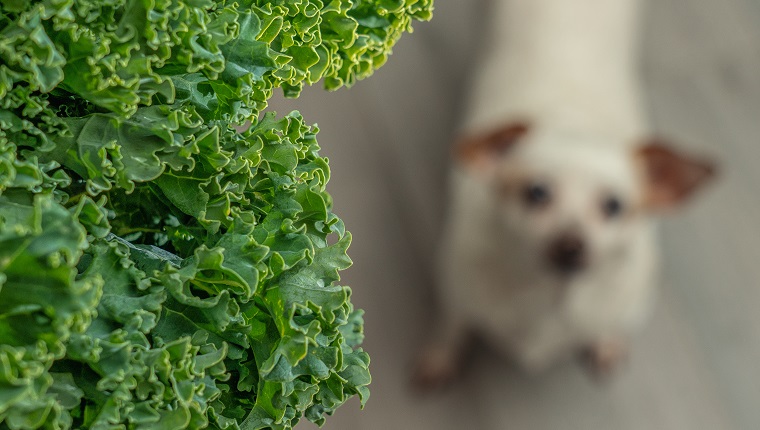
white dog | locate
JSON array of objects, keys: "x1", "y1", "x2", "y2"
[{"x1": 414, "y1": 0, "x2": 715, "y2": 385}]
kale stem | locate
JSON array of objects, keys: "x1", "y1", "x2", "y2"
[{"x1": 189, "y1": 279, "x2": 217, "y2": 296}]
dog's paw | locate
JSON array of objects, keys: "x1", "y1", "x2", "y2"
[
  {"x1": 581, "y1": 339, "x2": 628, "y2": 380},
  {"x1": 410, "y1": 345, "x2": 462, "y2": 392}
]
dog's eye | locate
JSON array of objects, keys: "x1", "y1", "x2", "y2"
[
  {"x1": 522, "y1": 182, "x2": 551, "y2": 208},
  {"x1": 602, "y1": 196, "x2": 624, "y2": 218}
]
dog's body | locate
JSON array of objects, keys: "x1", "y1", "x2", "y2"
[
  {"x1": 462, "y1": 0, "x2": 646, "y2": 140},
  {"x1": 437, "y1": 143, "x2": 659, "y2": 372},
  {"x1": 415, "y1": 0, "x2": 714, "y2": 383}
]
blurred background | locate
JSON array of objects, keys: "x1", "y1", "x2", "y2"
[{"x1": 270, "y1": 0, "x2": 760, "y2": 428}]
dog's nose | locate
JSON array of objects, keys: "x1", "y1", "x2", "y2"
[{"x1": 547, "y1": 234, "x2": 587, "y2": 273}]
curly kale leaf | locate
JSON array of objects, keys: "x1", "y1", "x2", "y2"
[
  {"x1": 1, "y1": 112, "x2": 371, "y2": 429},
  {"x1": 1, "y1": 0, "x2": 432, "y2": 123}
]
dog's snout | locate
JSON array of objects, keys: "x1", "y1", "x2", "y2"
[{"x1": 548, "y1": 234, "x2": 587, "y2": 273}]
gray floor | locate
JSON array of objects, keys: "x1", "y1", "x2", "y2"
[{"x1": 270, "y1": 0, "x2": 760, "y2": 428}]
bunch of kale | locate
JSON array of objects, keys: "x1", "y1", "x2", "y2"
[{"x1": 0, "y1": 0, "x2": 431, "y2": 428}]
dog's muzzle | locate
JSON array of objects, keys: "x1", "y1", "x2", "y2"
[{"x1": 547, "y1": 234, "x2": 587, "y2": 274}]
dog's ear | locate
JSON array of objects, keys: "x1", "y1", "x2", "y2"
[
  {"x1": 637, "y1": 141, "x2": 716, "y2": 210},
  {"x1": 455, "y1": 122, "x2": 529, "y2": 172}
]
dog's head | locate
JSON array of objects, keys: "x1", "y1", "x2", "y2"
[{"x1": 456, "y1": 122, "x2": 716, "y2": 276}]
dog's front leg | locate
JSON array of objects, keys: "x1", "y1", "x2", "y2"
[
  {"x1": 580, "y1": 337, "x2": 630, "y2": 379},
  {"x1": 411, "y1": 314, "x2": 473, "y2": 391}
]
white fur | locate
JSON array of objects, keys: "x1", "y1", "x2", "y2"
[
  {"x1": 428, "y1": 0, "x2": 660, "y2": 373},
  {"x1": 463, "y1": 0, "x2": 646, "y2": 140}
]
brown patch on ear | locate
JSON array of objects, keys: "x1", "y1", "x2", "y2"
[
  {"x1": 455, "y1": 122, "x2": 530, "y2": 168},
  {"x1": 637, "y1": 141, "x2": 716, "y2": 210}
]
